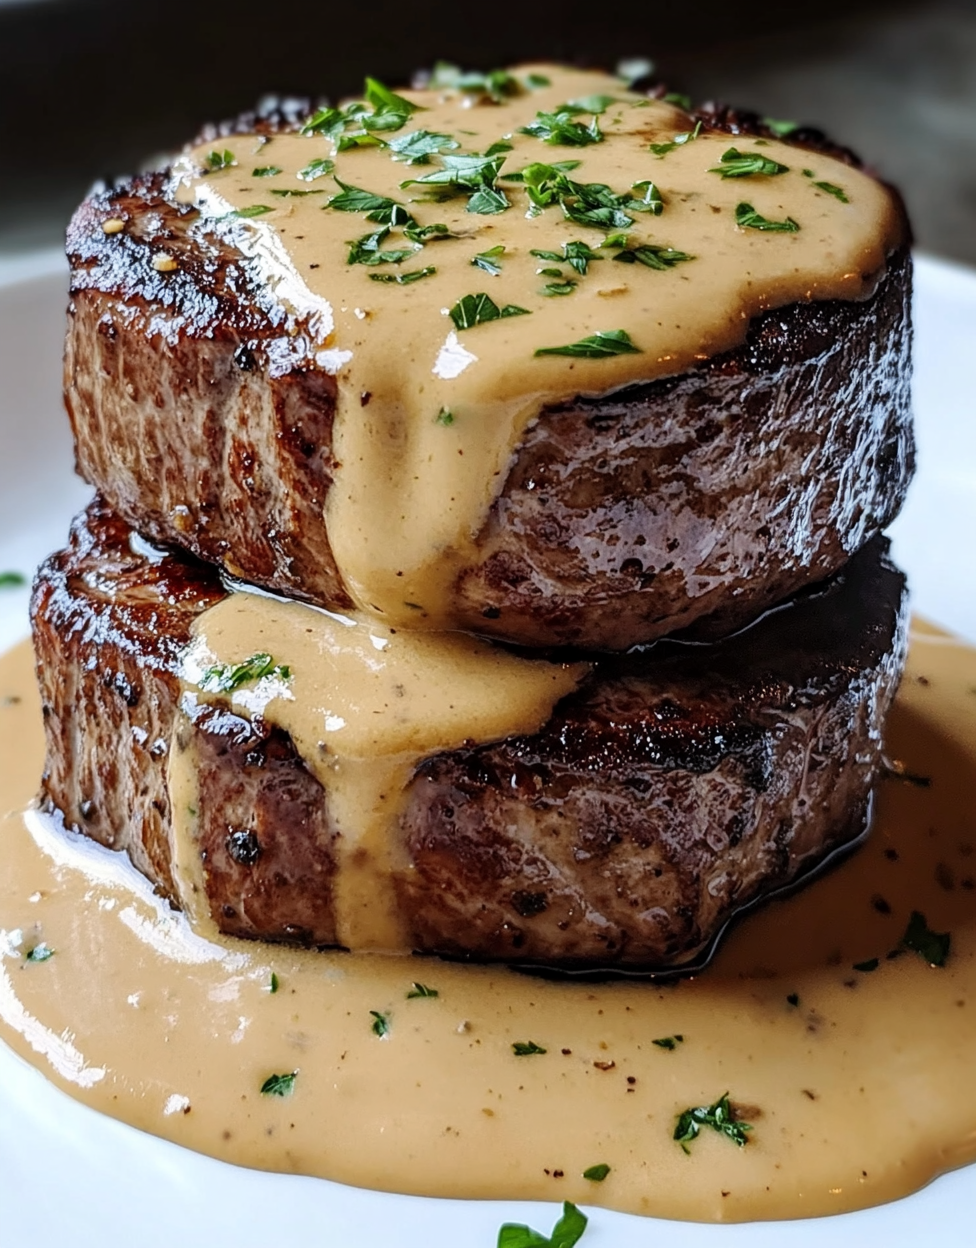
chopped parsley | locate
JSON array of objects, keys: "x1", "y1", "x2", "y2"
[
  {"x1": 297, "y1": 158, "x2": 335, "y2": 181},
  {"x1": 735, "y1": 202, "x2": 800, "y2": 232},
  {"x1": 402, "y1": 153, "x2": 505, "y2": 192},
  {"x1": 709, "y1": 146, "x2": 789, "y2": 178},
  {"x1": 25, "y1": 942, "x2": 54, "y2": 963},
  {"x1": 516, "y1": 165, "x2": 637, "y2": 230},
  {"x1": 368, "y1": 266, "x2": 436, "y2": 284},
  {"x1": 471, "y1": 245, "x2": 506, "y2": 275},
  {"x1": 520, "y1": 109, "x2": 603, "y2": 147},
  {"x1": 198, "y1": 652, "x2": 291, "y2": 693},
  {"x1": 0, "y1": 571, "x2": 26, "y2": 588},
  {"x1": 347, "y1": 226, "x2": 416, "y2": 266},
  {"x1": 268, "y1": 972, "x2": 280, "y2": 994},
  {"x1": 649, "y1": 120, "x2": 702, "y2": 157},
  {"x1": 260, "y1": 1071, "x2": 296, "y2": 1096},
  {"x1": 497, "y1": 1202, "x2": 587, "y2": 1248},
  {"x1": 542, "y1": 279, "x2": 577, "y2": 296},
  {"x1": 269, "y1": 188, "x2": 327, "y2": 197},
  {"x1": 902, "y1": 911, "x2": 950, "y2": 966},
  {"x1": 814, "y1": 180, "x2": 850, "y2": 203},
  {"x1": 535, "y1": 329, "x2": 641, "y2": 358},
  {"x1": 435, "y1": 408, "x2": 455, "y2": 426},
  {"x1": 652, "y1": 1034, "x2": 684, "y2": 1050},
  {"x1": 466, "y1": 186, "x2": 509, "y2": 214},
  {"x1": 582, "y1": 1163, "x2": 610, "y2": 1182},
  {"x1": 526, "y1": 73, "x2": 551, "y2": 89},
  {"x1": 370, "y1": 1009, "x2": 391, "y2": 1036},
  {"x1": 404, "y1": 221, "x2": 452, "y2": 242},
  {"x1": 205, "y1": 149, "x2": 236, "y2": 171},
  {"x1": 763, "y1": 117, "x2": 800, "y2": 137},
  {"x1": 225, "y1": 204, "x2": 273, "y2": 219},
  {"x1": 449, "y1": 292, "x2": 530, "y2": 330},
  {"x1": 328, "y1": 180, "x2": 408, "y2": 221},
  {"x1": 387, "y1": 129, "x2": 460, "y2": 165},
  {"x1": 429, "y1": 63, "x2": 522, "y2": 103},
  {"x1": 625, "y1": 180, "x2": 664, "y2": 214},
  {"x1": 530, "y1": 241, "x2": 601, "y2": 275},
  {"x1": 674, "y1": 1092, "x2": 752, "y2": 1152},
  {"x1": 612, "y1": 243, "x2": 694, "y2": 270},
  {"x1": 407, "y1": 982, "x2": 439, "y2": 997},
  {"x1": 364, "y1": 76, "x2": 420, "y2": 121},
  {"x1": 252, "y1": 165, "x2": 282, "y2": 178},
  {"x1": 853, "y1": 958, "x2": 880, "y2": 973},
  {"x1": 512, "y1": 1040, "x2": 547, "y2": 1056},
  {"x1": 562, "y1": 93, "x2": 618, "y2": 115}
]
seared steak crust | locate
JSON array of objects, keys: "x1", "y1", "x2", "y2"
[
  {"x1": 32, "y1": 501, "x2": 907, "y2": 969},
  {"x1": 64, "y1": 109, "x2": 912, "y2": 651}
]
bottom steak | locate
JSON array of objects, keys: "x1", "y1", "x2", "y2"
[{"x1": 31, "y1": 499, "x2": 907, "y2": 969}]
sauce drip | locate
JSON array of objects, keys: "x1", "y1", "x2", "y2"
[
  {"x1": 171, "y1": 66, "x2": 905, "y2": 627},
  {"x1": 2, "y1": 624, "x2": 974, "y2": 1223}
]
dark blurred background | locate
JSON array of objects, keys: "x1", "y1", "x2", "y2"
[{"x1": 1, "y1": 0, "x2": 974, "y2": 264}]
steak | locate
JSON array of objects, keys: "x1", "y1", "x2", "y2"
[
  {"x1": 63, "y1": 97, "x2": 913, "y2": 652},
  {"x1": 31, "y1": 499, "x2": 908, "y2": 969}
]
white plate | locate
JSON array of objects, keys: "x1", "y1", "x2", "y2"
[{"x1": 1, "y1": 251, "x2": 974, "y2": 1248}]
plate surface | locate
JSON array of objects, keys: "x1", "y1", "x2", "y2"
[{"x1": 1, "y1": 250, "x2": 974, "y2": 1248}]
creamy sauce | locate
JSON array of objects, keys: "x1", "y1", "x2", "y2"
[
  {"x1": 167, "y1": 66, "x2": 905, "y2": 627},
  {"x1": 172, "y1": 592, "x2": 585, "y2": 949},
  {"x1": 1, "y1": 624, "x2": 974, "y2": 1222}
]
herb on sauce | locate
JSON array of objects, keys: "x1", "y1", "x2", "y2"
[
  {"x1": 625, "y1": 180, "x2": 665, "y2": 214},
  {"x1": 329, "y1": 180, "x2": 406, "y2": 217},
  {"x1": 407, "y1": 982, "x2": 440, "y2": 997},
  {"x1": 649, "y1": 120, "x2": 702, "y2": 157},
  {"x1": 515, "y1": 164, "x2": 634, "y2": 229},
  {"x1": 520, "y1": 110, "x2": 604, "y2": 147},
  {"x1": 199, "y1": 652, "x2": 291, "y2": 693},
  {"x1": 25, "y1": 942, "x2": 55, "y2": 963},
  {"x1": 471, "y1": 245, "x2": 506, "y2": 275},
  {"x1": 260, "y1": 1071, "x2": 296, "y2": 1096},
  {"x1": 449, "y1": 293, "x2": 530, "y2": 330},
  {"x1": 429, "y1": 63, "x2": 523, "y2": 103},
  {"x1": 853, "y1": 958, "x2": 880, "y2": 973},
  {"x1": 542, "y1": 279, "x2": 577, "y2": 296},
  {"x1": 252, "y1": 166, "x2": 283, "y2": 178},
  {"x1": 404, "y1": 221, "x2": 452, "y2": 242},
  {"x1": 735, "y1": 202, "x2": 800, "y2": 232},
  {"x1": 402, "y1": 153, "x2": 506, "y2": 193},
  {"x1": 387, "y1": 129, "x2": 460, "y2": 165},
  {"x1": 435, "y1": 408, "x2": 455, "y2": 426},
  {"x1": 297, "y1": 158, "x2": 335, "y2": 181},
  {"x1": 267, "y1": 973, "x2": 280, "y2": 994},
  {"x1": 0, "y1": 572, "x2": 26, "y2": 588},
  {"x1": 501, "y1": 160, "x2": 581, "y2": 183},
  {"x1": 652, "y1": 1035, "x2": 684, "y2": 1050},
  {"x1": 527, "y1": 73, "x2": 551, "y2": 89},
  {"x1": 562, "y1": 93, "x2": 618, "y2": 115},
  {"x1": 269, "y1": 188, "x2": 327, "y2": 197},
  {"x1": 814, "y1": 180, "x2": 850, "y2": 203},
  {"x1": 763, "y1": 117, "x2": 801, "y2": 137},
  {"x1": 531, "y1": 241, "x2": 601, "y2": 276},
  {"x1": 512, "y1": 1041, "x2": 547, "y2": 1056},
  {"x1": 709, "y1": 147, "x2": 789, "y2": 178},
  {"x1": 347, "y1": 227, "x2": 416, "y2": 266},
  {"x1": 497, "y1": 1201, "x2": 588, "y2": 1248},
  {"x1": 612, "y1": 243, "x2": 694, "y2": 270},
  {"x1": 225, "y1": 204, "x2": 274, "y2": 219},
  {"x1": 674, "y1": 1092, "x2": 752, "y2": 1152},
  {"x1": 205, "y1": 149, "x2": 236, "y2": 171},
  {"x1": 535, "y1": 329, "x2": 641, "y2": 358},
  {"x1": 368, "y1": 266, "x2": 436, "y2": 284},
  {"x1": 364, "y1": 76, "x2": 420, "y2": 121},
  {"x1": 370, "y1": 1010, "x2": 391, "y2": 1036},
  {"x1": 466, "y1": 186, "x2": 509, "y2": 215},
  {"x1": 582, "y1": 1163, "x2": 611, "y2": 1182},
  {"x1": 902, "y1": 911, "x2": 951, "y2": 967}
]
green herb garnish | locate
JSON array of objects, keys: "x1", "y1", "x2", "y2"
[
  {"x1": 435, "y1": 408, "x2": 455, "y2": 426},
  {"x1": 364, "y1": 76, "x2": 420, "y2": 120},
  {"x1": 268, "y1": 972, "x2": 280, "y2": 993},
  {"x1": 624, "y1": 180, "x2": 664, "y2": 214},
  {"x1": 404, "y1": 221, "x2": 452, "y2": 242},
  {"x1": 387, "y1": 129, "x2": 460, "y2": 165},
  {"x1": 497, "y1": 1201, "x2": 587, "y2": 1248},
  {"x1": 853, "y1": 958, "x2": 880, "y2": 973},
  {"x1": 735, "y1": 202, "x2": 800, "y2": 232},
  {"x1": 206, "y1": 149, "x2": 236, "y2": 171},
  {"x1": 652, "y1": 1034, "x2": 684, "y2": 1050},
  {"x1": 429, "y1": 63, "x2": 522, "y2": 103},
  {"x1": 328, "y1": 179, "x2": 405, "y2": 217},
  {"x1": 401, "y1": 153, "x2": 505, "y2": 192},
  {"x1": 649, "y1": 119, "x2": 702, "y2": 157},
  {"x1": 763, "y1": 116, "x2": 800, "y2": 137},
  {"x1": 542, "y1": 279, "x2": 577, "y2": 296},
  {"x1": 582, "y1": 1163, "x2": 610, "y2": 1181},
  {"x1": 301, "y1": 105, "x2": 347, "y2": 137},
  {"x1": 225, "y1": 204, "x2": 274, "y2": 219},
  {"x1": 535, "y1": 329, "x2": 641, "y2": 358},
  {"x1": 814, "y1": 181, "x2": 850, "y2": 203},
  {"x1": 252, "y1": 165, "x2": 282, "y2": 178},
  {"x1": 674, "y1": 1092, "x2": 752, "y2": 1152},
  {"x1": 472, "y1": 245, "x2": 506, "y2": 275},
  {"x1": 260, "y1": 1071, "x2": 296, "y2": 1096},
  {"x1": 370, "y1": 1009, "x2": 391, "y2": 1036},
  {"x1": 709, "y1": 146, "x2": 789, "y2": 178},
  {"x1": 407, "y1": 982, "x2": 439, "y2": 997},
  {"x1": 269, "y1": 188, "x2": 327, "y2": 197},
  {"x1": 199, "y1": 652, "x2": 291, "y2": 693},
  {"x1": 297, "y1": 158, "x2": 335, "y2": 181},
  {"x1": 612, "y1": 243, "x2": 694, "y2": 270},
  {"x1": 562, "y1": 93, "x2": 618, "y2": 115},
  {"x1": 25, "y1": 942, "x2": 54, "y2": 963},
  {"x1": 449, "y1": 292, "x2": 530, "y2": 330},
  {"x1": 466, "y1": 186, "x2": 509, "y2": 214},
  {"x1": 347, "y1": 226, "x2": 416, "y2": 266},
  {"x1": 512, "y1": 1040, "x2": 547, "y2": 1056},
  {"x1": 526, "y1": 73, "x2": 551, "y2": 89},
  {"x1": 902, "y1": 911, "x2": 950, "y2": 966},
  {"x1": 369, "y1": 266, "x2": 436, "y2": 284},
  {"x1": 0, "y1": 571, "x2": 26, "y2": 588},
  {"x1": 530, "y1": 240, "x2": 601, "y2": 276},
  {"x1": 520, "y1": 109, "x2": 603, "y2": 147}
]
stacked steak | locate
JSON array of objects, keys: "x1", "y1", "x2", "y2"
[{"x1": 31, "y1": 66, "x2": 913, "y2": 969}]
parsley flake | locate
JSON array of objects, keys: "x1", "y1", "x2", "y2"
[
  {"x1": 763, "y1": 117, "x2": 800, "y2": 137},
  {"x1": 404, "y1": 221, "x2": 453, "y2": 242},
  {"x1": 530, "y1": 240, "x2": 601, "y2": 275},
  {"x1": 364, "y1": 76, "x2": 420, "y2": 120},
  {"x1": 370, "y1": 1009, "x2": 391, "y2": 1036},
  {"x1": 387, "y1": 129, "x2": 459, "y2": 165},
  {"x1": 347, "y1": 226, "x2": 416, "y2": 266},
  {"x1": 198, "y1": 652, "x2": 291, "y2": 693},
  {"x1": 709, "y1": 147, "x2": 789, "y2": 178},
  {"x1": 0, "y1": 571, "x2": 26, "y2": 588},
  {"x1": 527, "y1": 73, "x2": 551, "y2": 89},
  {"x1": 252, "y1": 165, "x2": 282, "y2": 178},
  {"x1": 435, "y1": 408, "x2": 455, "y2": 426},
  {"x1": 624, "y1": 180, "x2": 664, "y2": 214},
  {"x1": 582, "y1": 1163, "x2": 610, "y2": 1182},
  {"x1": 268, "y1": 972, "x2": 280, "y2": 994},
  {"x1": 25, "y1": 942, "x2": 54, "y2": 963},
  {"x1": 369, "y1": 266, "x2": 436, "y2": 284},
  {"x1": 260, "y1": 1071, "x2": 296, "y2": 1096},
  {"x1": 297, "y1": 158, "x2": 335, "y2": 181},
  {"x1": 497, "y1": 1201, "x2": 588, "y2": 1248},
  {"x1": 652, "y1": 1034, "x2": 684, "y2": 1050},
  {"x1": 328, "y1": 179, "x2": 407, "y2": 219},
  {"x1": 449, "y1": 292, "x2": 530, "y2": 330},
  {"x1": 612, "y1": 243, "x2": 694, "y2": 270},
  {"x1": 205, "y1": 149, "x2": 236, "y2": 171},
  {"x1": 224, "y1": 204, "x2": 274, "y2": 219},
  {"x1": 429, "y1": 63, "x2": 522, "y2": 104},
  {"x1": 814, "y1": 181, "x2": 850, "y2": 203},
  {"x1": 269, "y1": 188, "x2": 327, "y2": 197},
  {"x1": 535, "y1": 329, "x2": 641, "y2": 358},
  {"x1": 674, "y1": 1092, "x2": 752, "y2": 1152},
  {"x1": 650, "y1": 120, "x2": 702, "y2": 157},
  {"x1": 543, "y1": 279, "x2": 577, "y2": 296},
  {"x1": 902, "y1": 911, "x2": 950, "y2": 966},
  {"x1": 735, "y1": 202, "x2": 800, "y2": 232},
  {"x1": 520, "y1": 109, "x2": 603, "y2": 147},
  {"x1": 512, "y1": 1040, "x2": 547, "y2": 1056},
  {"x1": 562, "y1": 93, "x2": 618, "y2": 115},
  {"x1": 471, "y1": 245, "x2": 506, "y2": 274},
  {"x1": 407, "y1": 982, "x2": 439, "y2": 997}
]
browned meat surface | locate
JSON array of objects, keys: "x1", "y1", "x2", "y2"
[
  {"x1": 32, "y1": 500, "x2": 907, "y2": 969},
  {"x1": 64, "y1": 101, "x2": 913, "y2": 651}
]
